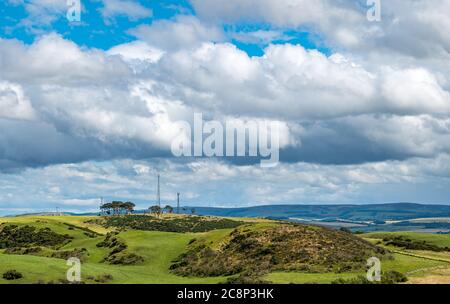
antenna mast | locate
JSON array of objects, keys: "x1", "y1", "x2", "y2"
[{"x1": 157, "y1": 174, "x2": 161, "y2": 208}]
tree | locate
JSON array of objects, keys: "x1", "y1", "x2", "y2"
[
  {"x1": 111, "y1": 201, "x2": 124, "y2": 216},
  {"x1": 191, "y1": 208, "x2": 196, "y2": 215},
  {"x1": 123, "y1": 202, "x2": 135, "y2": 215},
  {"x1": 100, "y1": 202, "x2": 113, "y2": 216},
  {"x1": 149, "y1": 205, "x2": 162, "y2": 217},
  {"x1": 164, "y1": 205, "x2": 174, "y2": 214},
  {"x1": 101, "y1": 201, "x2": 135, "y2": 216}
]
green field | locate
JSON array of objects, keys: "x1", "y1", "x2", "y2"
[
  {"x1": 363, "y1": 231, "x2": 450, "y2": 248},
  {"x1": 266, "y1": 228, "x2": 450, "y2": 284},
  {"x1": 1, "y1": 216, "x2": 450, "y2": 284},
  {"x1": 264, "y1": 253, "x2": 448, "y2": 284},
  {"x1": 362, "y1": 231, "x2": 450, "y2": 283}
]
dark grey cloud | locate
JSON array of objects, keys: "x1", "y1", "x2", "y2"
[{"x1": 0, "y1": 118, "x2": 171, "y2": 172}]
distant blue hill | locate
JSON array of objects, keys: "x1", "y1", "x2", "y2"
[
  {"x1": 185, "y1": 203, "x2": 450, "y2": 221},
  {"x1": 10, "y1": 203, "x2": 450, "y2": 222}
]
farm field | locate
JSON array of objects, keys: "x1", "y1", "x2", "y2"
[{"x1": 362, "y1": 232, "x2": 450, "y2": 284}]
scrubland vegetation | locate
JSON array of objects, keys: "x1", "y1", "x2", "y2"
[{"x1": 0, "y1": 215, "x2": 449, "y2": 284}]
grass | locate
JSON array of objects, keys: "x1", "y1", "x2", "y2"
[
  {"x1": 266, "y1": 230, "x2": 450, "y2": 284},
  {"x1": 100, "y1": 215, "x2": 244, "y2": 233},
  {"x1": 362, "y1": 231, "x2": 450, "y2": 282},
  {"x1": 265, "y1": 272, "x2": 361, "y2": 284},
  {"x1": 1, "y1": 216, "x2": 450, "y2": 284},
  {"x1": 382, "y1": 253, "x2": 446, "y2": 274},
  {"x1": 0, "y1": 216, "x2": 228, "y2": 284},
  {"x1": 363, "y1": 231, "x2": 450, "y2": 266},
  {"x1": 265, "y1": 253, "x2": 448, "y2": 284},
  {"x1": 364, "y1": 232, "x2": 450, "y2": 248}
]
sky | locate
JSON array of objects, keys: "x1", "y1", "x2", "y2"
[{"x1": 1, "y1": 0, "x2": 450, "y2": 215}]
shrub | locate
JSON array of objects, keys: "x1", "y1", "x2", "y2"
[
  {"x1": 96, "y1": 232, "x2": 121, "y2": 248},
  {"x1": 339, "y1": 227, "x2": 352, "y2": 233},
  {"x1": 332, "y1": 276, "x2": 372, "y2": 284},
  {"x1": 4, "y1": 247, "x2": 23, "y2": 254},
  {"x1": 99, "y1": 215, "x2": 244, "y2": 233},
  {"x1": 94, "y1": 274, "x2": 114, "y2": 283},
  {"x1": 97, "y1": 232, "x2": 137, "y2": 264},
  {"x1": 170, "y1": 223, "x2": 386, "y2": 278},
  {"x1": 24, "y1": 247, "x2": 42, "y2": 254},
  {"x1": 51, "y1": 248, "x2": 88, "y2": 261},
  {"x1": 382, "y1": 236, "x2": 450, "y2": 252},
  {"x1": 225, "y1": 275, "x2": 270, "y2": 284},
  {"x1": 3, "y1": 270, "x2": 23, "y2": 280},
  {"x1": 63, "y1": 223, "x2": 101, "y2": 237},
  {"x1": 6, "y1": 246, "x2": 43, "y2": 256},
  {"x1": 0, "y1": 225, "x2": 72, "y2": 249},
  {"x1": 331, "y1": 271, "x2": 408, "y2": 284},
  {"x1": 382, "y1": 271, "x2": 408, "y2": 284},
  {"x1": 104, "y1": 253, "x2": 144, "y2": 265}
]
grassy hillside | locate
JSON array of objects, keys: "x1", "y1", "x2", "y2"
[
  {"x1": 0, "y1": 216, "x2": 228, "y2": 284},
  {"x1": 0, "y1": 215, "x2": 449, "y2": 284},
  {"x1": 362, "y1": 232, "x2": 450, "y2": 284},
  {"x1": 170, "y1": 222, "x2": 386, "y2": 281},
  {"x1": 364, "y1": 232, "x2": 450, "y2": 248}
]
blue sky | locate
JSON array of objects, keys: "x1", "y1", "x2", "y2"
[
  {"x1": 1, "y1": 0, "x2": 450, "y2": 215},
  {"x1": 0, "y1": 0, "x2": 328, "y2": 55},
  {"x1": 1, "y1": 1, "x2": 189, "y2": 48}
]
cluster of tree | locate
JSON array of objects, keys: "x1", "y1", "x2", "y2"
[
  {"x1": 100, "y1": 201, "x2": 135, "y2": 216},
  {"x1": 147, "y1": 205, "x2": 196, "y2": 217},
  {"x1": 148, "y1": 205, "x2": 174, "y2": 217},
  {"x1": 100, "y1": 201, "x2": 197, "y2": 217}
]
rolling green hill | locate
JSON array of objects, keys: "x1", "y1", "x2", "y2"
[{"x1": 0, "y1": 215, "x2": 449, "y2": 284}]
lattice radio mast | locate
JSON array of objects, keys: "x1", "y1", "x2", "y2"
[{"x1": 157, "y1": 174, "x2": 161, "y2": 208}]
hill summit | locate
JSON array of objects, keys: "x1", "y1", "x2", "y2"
[{"x1": 171, "y1": 222, "x2": 387, "y2": 279}]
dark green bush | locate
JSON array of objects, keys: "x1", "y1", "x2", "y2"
[
  {"x1": 171, "y1": 223, "x2": 386, "y2": 278},
  {"x1": 51, "y1": 248, "x2": 88, "y2": 261},
  {"x1": 104, "y1": 253, "x2": 144, "y2": 265},
  {"x1": 332, "y1": 271, "x2": 408, "y2": 284},
  {"x1": 3, "y1": 270, "x2": 23, "y2": 280},
  {"x1": 99, "y1": 215, "x2": 244, "y2": 233},
  {"x1": 225, "y1": 274, "x2": 270, "y2": 284},
  {"x1": 381, "y1": 270, "x2": 408, "y2": 284},
  {"x1": 383, "y1": 236, "x2": 450, "y2": 252},
  {"x1": 0, "y1": 225, "x2": 72, "y2": 249},
  {"x1": 332, "y1": 276, "x2": 372, "y2": 284},
  {"x1": 94, "y1": 274, "x2": 114, "y2": 283},
  {"x1": 63, "y1": 223, "x2": 101, "y2": 237},
  {"x1": 97, "y1": 232, "x2": 138, "y2": 264}
]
